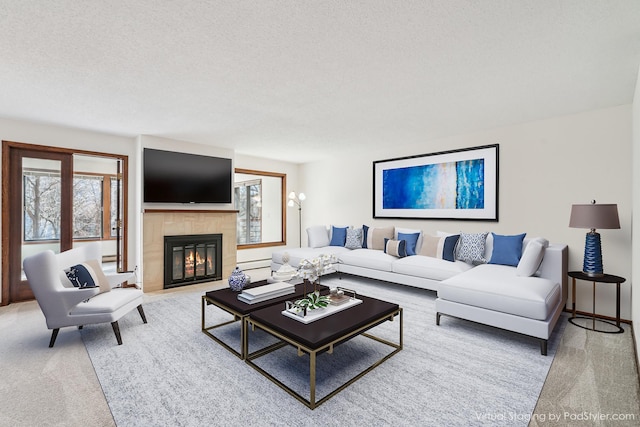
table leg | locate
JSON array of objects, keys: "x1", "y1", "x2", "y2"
[
  {"x1": 310, "y1": 350, "x2": 317, "y2": 409},
  {"x1": 592, "y1": 281, "x2": 596, "y2": 331},
  {"x1": 616, "y1": 282, "x2": 621, "y2": 328},
  {"x1": 241, "y1": 315, "x2": 248, "y2": 359},
  {"x1": 572, "y1": 277, "x2": 576, "y2": 317},
  {"x1": 201, "y1": 296, "x2": 205, "y2": 330}
]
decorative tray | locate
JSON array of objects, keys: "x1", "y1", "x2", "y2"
[{"x1": 281, "y1": 298, "x2": 362, "y2": 324}]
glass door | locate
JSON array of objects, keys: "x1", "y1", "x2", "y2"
[
  {"x1": 2, "y1": 142, "x2": 129, "y2": 305},
  {"x1": 8, "y1": 148, "x2": 72, "y2": 303}
]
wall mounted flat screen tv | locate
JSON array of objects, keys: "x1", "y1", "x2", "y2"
[{"x1": 143, "y1": 148, "x2": 232, "y2": 204}]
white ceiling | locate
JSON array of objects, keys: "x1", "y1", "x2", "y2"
[{"x1": 1, "y1": 1, "x2": 639, "y2": 163}]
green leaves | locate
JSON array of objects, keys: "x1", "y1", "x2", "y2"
[{"x1": 295, "y1": 291, "x2": 330, "y2": 310}]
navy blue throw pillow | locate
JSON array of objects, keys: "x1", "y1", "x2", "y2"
[
  {"x1": 362, "y1": 225, "x2": 369, "y2": 248},
  {"x1": 66, "y1": 264, "x2": 98, "y2": 288},
  {"x1": 442, "y1": 235, "x2": 460, "y2": 262}
]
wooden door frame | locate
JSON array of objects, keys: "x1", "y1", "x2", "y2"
[{"x1": 1, "y1": 140, "x2": 129, "y2": 306}]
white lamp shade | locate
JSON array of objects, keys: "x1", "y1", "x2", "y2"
[{"x1": 298, "y1": 193, "x2": 306, "y2": 201}]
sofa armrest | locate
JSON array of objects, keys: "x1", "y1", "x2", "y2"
[
  {"x1": 106, "y1": 271, "x2": 136, "y2": 288},
  {"x1": 538, "y1": 244, "x2": 568, "y2": 304},
  {"x1": 58, "y1": 286, "x2": 101, "y2": 310}
]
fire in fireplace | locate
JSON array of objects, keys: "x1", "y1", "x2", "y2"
[{"x1": 164, "y1": 234, "x2": 222, "y2": 289}]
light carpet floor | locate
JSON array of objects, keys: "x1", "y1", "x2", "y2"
[{"x1": 81, "y1": 275, "x2": 565, "y2": 426}]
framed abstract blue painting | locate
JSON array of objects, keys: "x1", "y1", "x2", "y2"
[{"x1": 373, "y1": 144, "x2": 498, "y2": 220}]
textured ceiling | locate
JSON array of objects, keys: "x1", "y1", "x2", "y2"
[{"x1": 0, "y1": 1, "x2": 639, "y2": 163}]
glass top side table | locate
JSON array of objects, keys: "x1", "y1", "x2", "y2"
[{"x1": 568, "y1": 271, "x2": 625, "y2": 334}]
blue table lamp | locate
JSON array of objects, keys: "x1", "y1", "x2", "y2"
[{"x1": 569, "y1": 201, "x2": 620, "y2": 277}]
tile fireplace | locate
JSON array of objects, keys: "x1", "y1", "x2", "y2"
[{"x1": 164, "y1": 234, "x2": 222, "y2": 289}]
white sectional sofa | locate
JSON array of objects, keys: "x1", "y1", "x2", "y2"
[{"x1": 271, "y1": 225, "x2": 568, "y2": 355}]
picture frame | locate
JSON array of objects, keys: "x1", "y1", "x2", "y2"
[{"x1": 373, "y1": 144, "x2": 499, "y2": 220}]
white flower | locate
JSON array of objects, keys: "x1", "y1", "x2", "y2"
[{"x1": 295, "y1": 254, "x2": 337, "y2": 283}]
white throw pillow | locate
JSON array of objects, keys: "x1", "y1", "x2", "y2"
[
  {"x1": 516, "y1": 238, "x2": 549, "y2": 276},
  {"x1": 306, "y1": 226, "x2": 330, "y2": 248}
]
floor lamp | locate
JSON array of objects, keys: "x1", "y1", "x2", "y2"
[{"x1": 288, "y1": 191, "x2": 305, "y2": 247}]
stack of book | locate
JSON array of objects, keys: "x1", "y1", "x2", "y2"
[{"x1": 237, "y1": 282, "x2": 295, "y2": 304}]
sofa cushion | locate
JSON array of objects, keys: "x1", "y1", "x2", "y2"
[
  {"x1": 384, "y1": 238, "x2": 407, "y2": 258},
  {"x1": 488, "y1": 232, "x2": 526, "y2": 267},
  {"x1": 419, "y1": 235, "x2": 440, "y2": 258},
  {"x1": 456, "y1": 232, "x2": 489, "y2": 264},
  {"x1": 517, "y1": 238, "x2": 549, "y2": 277},
  {"x1": 419, "y1": 234, "x2": 459, "y2": 262},
  {"x1": 65, "y1": 260, "x2": 111, "y2": 295},
  {"x1": 307, "y1": 226, "x2": 330, "y2": 248},
  {"x1": 345, "y1": 228, "x2": 363, "y2": 249},
  {"x1": 338, "y1": 249, "x2": 396, "y2": 272},
  {"x1": 395, "y1": 227, "x2": 423, "y2": 255},
  {"x1": 393, "y1": 255, "x2": 472, "y2": 281},
  {"x1": 397, "y1": 232, "x2": 420, "y2": 256},
  {"x1": 438, "y1": 264, "x2": 561, "y2": 321},
  {"x1": 368, "y1": 226, "x2": 394, "y2": 251},
  {"x1": 362, "y1": 225, "x2": 369, "y2": 249},
  {"x1": 70, "y1": 288, "x2": 143, "y2": 315},
  {"x1": 329, "y1": 226, "x2": 348, "y2": 246}
]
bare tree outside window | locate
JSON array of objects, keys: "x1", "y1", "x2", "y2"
[
  {"x1": 73, "y1": 175, "x2": 103, "y2": 239},
  {"x1": 23, "y1": 170, "x2": 114, "y2": 242},
  {"x1": 23, "y1": 172, "x2": 61, "y2": 240},
  {"x1": 234, "y1": 179, "x2": 262, "y2": 244}
]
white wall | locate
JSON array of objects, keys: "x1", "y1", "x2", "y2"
[
  {"x1": 0, "y1": 118, "x2": 138, "y2": 302},
  {"x1": 300, "y1": 105, "x2": 633, "y2": 319},
  {"x1": 632, "y1": 67, "x2": 640, "y2": 358}
]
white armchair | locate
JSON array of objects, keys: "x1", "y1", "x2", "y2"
[{"x1": 23, "y1": 242, "x2": 146, "y2": 347}]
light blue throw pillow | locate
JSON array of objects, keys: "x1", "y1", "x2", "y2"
[
  {"x1": 398, "y1": 232, "x2": 420, "y2": 256},
  {"x1": 329, "y1": 226, "x2": 349, "y2": 246},
  {"x1": 456, "y1": 232, "x2": 489, "y2": 264},
  {"x1": 489, "y1": 232, "x2": 526, "y2": 267},
  {"x1": 345, "y1": 228, "x2": 363, "y2": 249}
]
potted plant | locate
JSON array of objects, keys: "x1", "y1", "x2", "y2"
[{"x1": 295, "y1": 291, "x2": 330, "y2": 311}]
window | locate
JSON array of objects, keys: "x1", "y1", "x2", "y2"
[
  {"x1": 234, "y1": 169, "x2": 286, "y2": 249},
  {"x1": 110, "y1": 177, "x2": 120, "y2": 238},
  {"x1": 235, "y1": 179, "x2": 262, "y2": 244},
  {"x1": 73, "y1": 174, "x2": 103, "y2": 238},
  {"x1": 23, "y1": 170, "x2": 61, "y2": 241},
  {"x1": 23, "y1": 169, "x2": 120, "y2": 242}
]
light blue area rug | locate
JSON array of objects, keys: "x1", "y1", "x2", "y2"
[{"x1": 81, "y1": 275, "x2": 566, "y2": 426}]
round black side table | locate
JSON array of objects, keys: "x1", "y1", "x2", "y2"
[{"x1": 568, "y1": 271, "x2": 625, "y2": 334}]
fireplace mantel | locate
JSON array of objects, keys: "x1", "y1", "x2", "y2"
[{"x1": 142, "y1": 210, "x2": 237, "y2": 293}]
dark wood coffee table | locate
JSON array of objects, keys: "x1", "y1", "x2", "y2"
[
  {"x1": 244, "y1": 294, "x2": 402, "y2": 409},
  {"x1": 201, "y1": 279, "x2": 317, "y2": 359}
]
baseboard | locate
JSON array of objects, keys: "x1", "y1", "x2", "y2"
[
  {"x1": 631, "y1": 323, "x2": 640, "y2": 384},
  {"x1": 237, "y1": 259, "x2": 271, "y2": 270}
]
